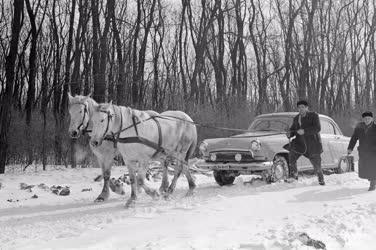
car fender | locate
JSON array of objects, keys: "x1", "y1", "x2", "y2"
[{"x1": 258, "y1": 139, "x2": 290, "y2": 161}]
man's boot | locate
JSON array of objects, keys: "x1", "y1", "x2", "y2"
[
  {"x1": 368, "y1": 180, "x2": 376, "y2": 191},
  {"x1": 318, "y1": 173, "x2": 325, "y2": 186},
  {"x1": 285, "y1": 172, "x2": 298, "y2": 183}
]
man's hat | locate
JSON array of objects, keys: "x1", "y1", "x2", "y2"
[
  {"x1": 362, "y1": 111, "x2": 373, "y2": 118},
  {"x1": 297, "y1": 100, "x2": 309, "y2": 106}
]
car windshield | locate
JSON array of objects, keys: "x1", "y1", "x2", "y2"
[{"x1": 248, "y1": 116, "x2": 293, "y2": 132}]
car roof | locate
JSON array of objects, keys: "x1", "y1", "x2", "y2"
[{"x1": 255, "y1": 112, "x2": 333, "y2": 120}]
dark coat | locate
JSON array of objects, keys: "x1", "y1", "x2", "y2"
[
  {"x1": 283, "y1": 111, "x2": 323, "y2": 155},
  {"x1": 348, "y1": 122, "x2": 376, "y2": 179}
]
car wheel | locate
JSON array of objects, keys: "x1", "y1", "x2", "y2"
[
  {"x1": 270, "y1": 155, "x2": 289, "y2": 182},
  {"x1": 336, "y1": 156, "x2": 353, "y2": 174},
  {"x1": 213, "y1": 170, "x2": 235, "y2": 186}
]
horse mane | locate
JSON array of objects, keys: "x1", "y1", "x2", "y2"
[
  {"x1": 97, "y1": 103, "x2": 111, "y2": 112},
  {"x1": 96, "y1": 103, "x2": 129, "y2": 121},
  {"x1": 69, "y1": 95, "x2": 99, "y2": 120},
  {"x1": 96, "y1": 103, "x2": 159, "y2": 124},
  {"x1": 85, "y1": 96, "x2": 98, "y2": 107},
  {"x1": 69, "y1": 95, "x2": 97, "y2": 106},
  {"x1": 131, "y1": 109, "x2": 153, "y2": 121}
]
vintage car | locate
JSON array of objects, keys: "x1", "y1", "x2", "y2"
[{"x1": 196, "y1": 112, "x2": 356, "y2": 186}]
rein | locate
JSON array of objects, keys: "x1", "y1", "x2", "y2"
[
  {"x1": 94, "y1": 108, "x2": 308, "y2": 156},
  {"x1": 154, "y1": 114, "x2": 308, "y2": 155}
]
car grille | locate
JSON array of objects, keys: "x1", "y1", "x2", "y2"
[{"x1": 207, "y1": 152, "x2": 254, "y2": 163}]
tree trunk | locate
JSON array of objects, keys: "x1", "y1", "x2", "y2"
[
  {"x1": 110, "y1": 0, "x2": 126, "y2": 105},
  {"x1": 92, "y1": 0, "x2": 104, "y2": 102},
  {"x1": 298, "y1": 0, "x2": 318, "y2": 101},
  {"x1": 179, "y1": 0, "x2": 188, "y2": 100},
  {"x1": 131, "y1": 0, "x2": 142, "y2": 106},
  {"x1": 51, "y1": 0, "x2": 63, "y2": 165},
  {"x1": 25, "y1": 0, "x2": 38, "y2": 166},
  {"x1": 40, "y1": 58, "x2": 51, "y2": 170},
  {"x1": 0, "y1": 0, "x2": 24, "y2": 173},
  {"x1": 71, "y1": 0, "x2": 88, "y2": 95},
  {"x1": 134, "y1": 0, "x2": 157, "y2": 106},
  {"x1": 63, "y1": 0, "x2": 77, "y2": 168}
]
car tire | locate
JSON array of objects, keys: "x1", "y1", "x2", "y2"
[
  {"x1": 213, "y1": 170, "x2": 235, "y2": 186},
  {"x1": 270, "y1": 155, "x2": 289, "y2": 182}
]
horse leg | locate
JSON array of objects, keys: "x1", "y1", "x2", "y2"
[
  {"x1": 94, "y1": 156, "x2": 112, "y2": 202},
  {"x1": 159, "y1": 158, "x2": 170, "y2": 194},
  {"x1": 125, "y1": 163, "x2": 137, "y2": 208},
  {"x1": 182, "y1": 162, "x2": 196, "y2": 197},
  {"x1": 167, "y1": 161, "x2": 183, "y2": 195},
  {"x1": 137, "y1": 162, "x2": 159, "y2": 199}
]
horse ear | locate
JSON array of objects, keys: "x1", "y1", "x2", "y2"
[
  {"x1": 109, "y1": 100, "x2": 113, "y2": 105},
  {"x1": 86, "y1": 92, "x2": 92, "y2": 98}
]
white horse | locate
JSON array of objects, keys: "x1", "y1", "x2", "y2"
[
  {"x1": 68, "y1": 94, "x2": 119, "y2": 202},
  {"x1": 89, "y1": 103, "x2": 197, "y2": 207}
]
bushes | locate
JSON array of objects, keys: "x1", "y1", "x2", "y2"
[{"x1": 7, "y1": 110, "x2": 72, "y2": 166}]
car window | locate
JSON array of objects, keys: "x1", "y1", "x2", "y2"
[
  {"x1": 249, "y1": 117, "x2": 293, "y2": 132},
  {"x1": 332, "y1": 122, "x2": 343, "y2": 135},
  {"x1": 320, "y1": 119, "x2": 335, "y2": 135}
]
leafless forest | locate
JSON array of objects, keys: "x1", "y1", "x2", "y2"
[{"x1": 0, "y1": 0, "x2": 375, "y2": 172}]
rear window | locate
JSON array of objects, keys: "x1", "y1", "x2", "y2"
[{"x1": 320, "y1": 119, "x2": 335, "y2": 134}]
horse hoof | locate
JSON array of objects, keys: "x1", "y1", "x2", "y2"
[
  {"x1": 167, "y1": 187, "x2": 175, "y2": 194},
  {"x1": 94, "y1": 197, "x2": 106, "y2": 202},
  {"x1": 161, "y1": 192, "x2": 170, "y2": 200},
  {"x1": 159, "y1": 187, "x2": 168, "y2": 194},
  {"x1": 185, "y1": 190, "x2": 194, "y2": 197},
  {"x1": 125, "y1": 199, "x2": 136, "y2": 208},
  {"x1": 152, "y1": 191, "x2": 160, "y2": 199}
]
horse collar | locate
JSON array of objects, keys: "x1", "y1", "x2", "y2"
[
  {"x1": 99, "y1": 109, "x2": 114, "y2": 140},
  {"x1": 110, "y1": 107, "x2": 124, "y2": 148}
]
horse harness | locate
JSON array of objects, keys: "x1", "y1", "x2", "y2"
[
  {"x1": 73, "y1": 102, "x2": 92, "y2": 134},
  {"x1": 102, "y1": 107, "x2": 165, "y2": 158}
]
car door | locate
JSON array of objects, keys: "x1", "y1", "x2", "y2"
[
  {"x1": 297, "y1": 118, "x2": 337, "y2": 171},
  {"x1": 331, "y1": 122, "x2": 359, "y2": 163},
  {"x1": 321, "y1": 118, "x2": 344, "y2": 168}
]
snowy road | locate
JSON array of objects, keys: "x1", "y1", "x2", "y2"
[{"x1": 1, "y1": 166, "x2": 376, "y2": 250}]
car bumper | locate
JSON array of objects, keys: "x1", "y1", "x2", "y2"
[{"x1": 195, "y1": 159, "x2": 273, "y2": 172}]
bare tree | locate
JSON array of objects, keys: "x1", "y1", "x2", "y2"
[
  {"x1": 24, "y1": 0, "x2": 47, "y2": 165},
  {"x1": 187, "y1": 0, "x2": 220, "y2": 103},
  {"x1": 0, "y1": 0, "x2": 24, "y2": 173},
  {"x1": 111, "y1": 0, "x2": 127, "y2": 105},
  {"x1": 51, "y1": 0, "x2": 65, "y2": 164},
  {"x1": 207, "y1": 0, "x2": 227, "y2": 105},
  {"x1": 131, "y1": 0, "x2": 158, "y2": 106}
]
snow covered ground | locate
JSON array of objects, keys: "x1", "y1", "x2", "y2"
[{"x1": 0, "y1": 162, "x2": 375, "y2": 250}]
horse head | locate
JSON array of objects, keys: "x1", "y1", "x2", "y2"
[
  {"x1": 68, "y1": 93, "x2": 94, "y2": 138},
  {"x1": 90, "y1": 102, "x2": 116, "y2": 147}
]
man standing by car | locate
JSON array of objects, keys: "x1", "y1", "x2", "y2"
[
  {"x1": 285, "y1": 100, "x2": 325, "y2": 185},
  {"x1": 347, "y1": 111, "x2": 376, "y2": 191}
]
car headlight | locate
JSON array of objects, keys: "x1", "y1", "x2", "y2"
[
  {"x1": 199, "y1": 141, "x2": 208, "y2": 155},
  {"x1": 210, "y1": 153, "x2": 217, "y2": 161},
  {"x1": 235, "y1": 153, "x2": 242, "y2": 162},
  {"x1": 250, "y1": 139, "x2": 261, "y2": 151}
]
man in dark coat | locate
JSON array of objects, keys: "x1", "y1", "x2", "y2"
[
  {"x1": 347, "y1": 111, "x2": 376, "y2": 191},
  {"x1": 284, "y1": 100, "x2": 325, "y2": 185}
]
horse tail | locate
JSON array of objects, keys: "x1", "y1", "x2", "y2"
[{"x1": 185, "y1": 126, "x2": 197, "y2": 162}]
